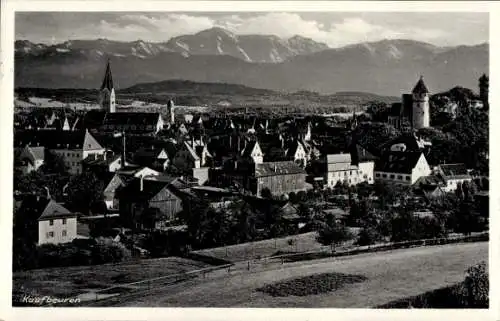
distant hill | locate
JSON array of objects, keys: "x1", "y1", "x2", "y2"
[
  {"x1": 16, "y1": 80, "x2": 399, "y2": 110},
  {"x1": 15, "y1": 30, "x2": 488, "y2": 95}
]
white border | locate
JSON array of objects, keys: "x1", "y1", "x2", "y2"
[{"x1": 1, "y1": 2, "x2": 498, "y2": 321}]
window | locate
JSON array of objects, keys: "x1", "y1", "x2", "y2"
[
  {"x1": 406, "y1": 176, "x2": 411, "y2": 181},
  {"x1": 62, "y1": 230, "x2": 67, "y2": 237},
  {"x1": 49, "y1": 220, "x2": 54, "y2": 226},
  {"x1": 344, "y1": 172, "x2": 347, "y2": 176},
  {"x1": 47, "y1": 232, "x2": 54, "y2": 238},
  {"x1": 375, "y1": 173, "x2": 380, "y2": 178},
  {"x1": 390, "y1": 174, "x2": 395, "y2": 179},
  {"x1": 397, "y1": 175, "x2": 403, "y2": 180},
  {"x1": 350, "y1": 171, "x2": 352, "y2": 175},
  {"x1": 382, "y1": 174, "x2": 387, "y2": 178},
  {"x1": 62, "y1": 218, "x2": 67, "y2": 225}
]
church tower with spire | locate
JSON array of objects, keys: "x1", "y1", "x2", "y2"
[
  {"x1": 411, "y1": 75, "x2": 430, "y2": 129},
  {"x1": 479, "y1": 73, "x2": 489, "y2": 110},
  {"x1": 99, "y1": 59, "x2": 116, "y2": 113}
]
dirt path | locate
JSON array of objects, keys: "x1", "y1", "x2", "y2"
[{"x1": 107, "y1": 242, "x2": 488, "y2": 308}]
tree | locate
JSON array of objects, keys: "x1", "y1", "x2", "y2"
[
  {"x1": 229, "y1": 200, "x2": 258, "y2": 243},
  {"x1": 454, "y1": 201, "x2": 487, "y2": 235},
  {"x1": 40, "y1": 150, "x2": 68, "y2": 175},
  {"x1": 356, "y1": 226, "x2": 383, "y2": 246},
  {"x1": 316, "y1": 215, "x2": 353, "y2": 251},
  {"x1": 261, "y1": 188, "x2": 273, "y2": 199},
  {"x1": 65, "y1": 171, "x2": 105, "y2": 214},
  {"x1": 366, "y1": 101, "x2": 390, "y2": 122},
  {"x1": 460, "y1": 262, "x2": 489, "y2": 308}
]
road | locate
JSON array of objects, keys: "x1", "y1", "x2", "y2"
[{"x1": 103, "y1": 242, "x2": 488, "y2": 308}]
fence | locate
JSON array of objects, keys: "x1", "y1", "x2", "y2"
[
  {"x1": 241, "y1": 231, "x2": 489, "y2": 268},
  {"x1": 71, "y1": 231, "x2": 487, "y2": 306}
]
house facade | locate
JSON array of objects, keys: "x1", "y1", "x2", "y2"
[
  {"x1": 323, "y1": 153, "x2": 374, "y2": 188},
  {"x1": 119, "y1": 176, "x2": 184, "y2": 230},
  {"x1": 38, "y1": 200, "x2": 78, "y2": 245},
  {"x1": 374, "y1": 151, "x2": 431, "y2": 185},
  {"x1": 14, "y1": 129, "x2": 105, "y2": 175},
  {"x1": 253, "y1": 161, "x2": 308, "y2": 196}
]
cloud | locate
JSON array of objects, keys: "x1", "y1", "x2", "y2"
[{"x1": 15, "y1": 12, "x2": 487, "y2": 47}]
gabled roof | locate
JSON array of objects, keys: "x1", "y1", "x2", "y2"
[
  {"x1": 24, "y1": 146, "x2": 45, "y2": 162},
  {"x1": 438, "y1": 163, "x2": 468, "y2": 177},
  {"x1": 14, "y1": 129, "x2": 103, "y2": 151},
  {"x1": 375, "y1": 151, "x2": 424, "y2": 174},
  {"x1": 412, "y1": 76, "x2": 430, "y2": 94},
  {"x1": 119, "y1": 177, "x2": 179, "y2": 202},
  {"x1": 241, "y1": 140, "x2": 258, "y2": 158},
  {"x1": 326, "y1": 153, "x2": 351, "y2": 164},
  {"x1": 255, "y1": 161, "x2": 306, "y2": 178},
  {"x1": 101, "y1": 60, "x2": 114, "y2": 91},
  {"x1": 183, "y1": 141, "x2": 200, "y2": 161},
  {"x1": 285, "y1": 140, "x2": 305, "y2": 158},
  {"x1": 38, "y1": 200, "x2": 76, "y2": 220},
  {"x1": 438, "y1": 163, "x2": 471, "y2": 180}
]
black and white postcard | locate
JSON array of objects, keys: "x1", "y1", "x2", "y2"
[{"x1": 1, "y1": 1, "x2": 497, "y2": 321}]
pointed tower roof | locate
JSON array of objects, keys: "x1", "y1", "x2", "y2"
[
  {"x1": 100, "y1": 59, "x2": 114, "y2": 91},
  {"x1": 412, "y1": 75, "x2": 429, "y2": 94}
]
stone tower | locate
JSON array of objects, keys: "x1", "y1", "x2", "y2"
[
  {"x1": 479, "y1": 74, "x2": 489, "y2": 110},
  {"x1": 167, "y1": 99, "x2": 175, "y2": 124},
  {"x1": 99, "y1": 59, "x2": 116, "y2": 113},
  {"x1": 411, "y1": 76, "x2": 430, "y2": 129}
]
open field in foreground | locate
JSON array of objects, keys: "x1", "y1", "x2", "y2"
[
  {"x1": 192, "y1": 230, "x2": 360, "y2": 262},
  {"x1": 118, "y1": 242, "x2": 487, "y2": 307},
  {"x1": 13, "y1": 257, "x2": 210, "y2": 302}
]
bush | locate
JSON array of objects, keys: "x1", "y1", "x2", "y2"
[
  {"x1": 356, "y1": 226, "x2": 383, "y2": 246},
  {"x1": 91, "y1": 237, "x2": 131, "y2": 264},
  {"x1": 257, "y1": 272, "x2": 367, "y2": 297}
]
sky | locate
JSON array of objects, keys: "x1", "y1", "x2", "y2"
[{"x1": 15, "y1": 12, "x2": 489, "y2": 48}]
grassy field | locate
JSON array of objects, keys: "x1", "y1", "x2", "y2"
[
  {"x1": 193, "y1": 230, "x2": 361, "y2": 263},
  {"x1": 120, "y1": 242, "x2": 488, "y2": 307},
  {"x1": 13, "y1": 257, "x2": 210, "y2": 302}
]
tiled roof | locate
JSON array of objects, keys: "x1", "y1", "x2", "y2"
[
  {"x1": 241, "y1": 140, "x2": 258, "y2": 158},
  {"x1": 26, "y1": 146, "x2": 45, "y2": 161},
  {"x1": 412, "y1": 76, "x2": 430, "y2": 94},
  {"x1": 38, "y1": 200, "x2": 76, "y2": 220},
  {"x1": 14, "y1": 129, "x2": 103, "y2": 151},
  {"x1": 375, "y1": 151, "x2": 423, "y2": 174},
  {"x1": 255, "y1": 161, "x2": 306, "y2": 178},
  {"x1": 119, "y1": 177, "x2": 177, "y2": 202},
  {"x1": 438, "y1": 163, "x2": 469, "y2": 178}
]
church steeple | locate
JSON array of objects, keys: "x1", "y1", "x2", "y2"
[
  {"x1": 101, "y1": 59, "x2": 114, "y2": 91},
  {"x1": 99, "y1": 58, "x2": 116, "y2": 113}
]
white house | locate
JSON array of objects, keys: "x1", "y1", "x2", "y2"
[
  {"x1": 323, "y1": 153, "x2": 374, "y2": 188},
  {"x1": 38, "y1": 200, "x2": 78, "y2": 245},
  {"x1": 374, "y1": 151, "x2": 431, "y2": 185},
  {"x1": 285, "y1": 140, "x2": 308, "y2": 167},
  {"x1": 435, "y1": 163, "x2": 473, "y2": 192},
  {"x1": 15, "y1": 129, "x2": 105, "y2": 175}
]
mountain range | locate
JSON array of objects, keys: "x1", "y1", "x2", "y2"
[{"x1": 15, "y1": 27, "x2": 488, "y2": 95}]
